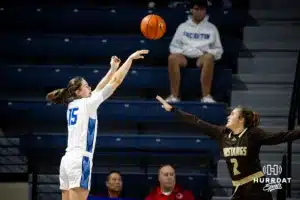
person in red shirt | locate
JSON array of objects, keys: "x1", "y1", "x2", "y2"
[{"x1": 145, "y1": 165, "x2": 195, "y2": 200}]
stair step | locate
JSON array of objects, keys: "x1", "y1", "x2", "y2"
[
  {"x1": 212, "y1": 188, "x2": 232, "y2": 197},
  {"x1": 260, "y1": 153, "x2": 282, "y2": 161},
  {"x1": 0, "y1": 147, "x2": 21, "y2": 155},
  {"x1": 37, "y1": 184, "x2": 59, "y2": 193},
  {"x1": 257, "y1": 20, "x2": 300, "y2": 26},
  {"x1": 244, "y1": 26, "x2": 300, "y2": 41},
  {"x1": 213, "y1": 177, "x2": 232, "y2": 187},
  {"x1": 233, "y1": 74, "x2": 294, "y2": 84},
  {"x1": 261, "y1": 143, "x2": 300, "y2": 153},
  {"x1": 38, "y1": 194, "x2": 60, "y2": 200},
  {"x1": 233, "y1": 83, "x2": 293, "y2": 91},
  {"x1": 259, "y1": 117, "x2": 288, "y2": 127},
  {"x1": 290, "y1": 179, "x2": 300, "y2": 190},
  {"x1": 0, "y1": 138, "x2": 20, "y2": 146},
  {"x1": 37, "y1": 174, "x2": 59, "y2": 183},
  {"x1": 244, "y1": 40, "x2": 300, "y2": 51},
  {"x1": 249, "y1": 10, "x2": 300, "y2": 20},
  {"x1": 259, "y1": 152, "x2": 300, "y2": 161},
  {"x1": 260, "y1": 125, "x2": 289, "y2": 132},
  {"x1": 238, "y1": 57, "x2": 297, "y2": 74},
  {"x1": 211, "y1": 197, "x2": 230, "y2": 200},
  {"x1": 253, "y1": 107, "x2": 289, "y2": 117},
  {"x1": 231, "y1": 90, "x2": 291, "y2": 109},
  {"x1": 250, "y1": 52, "x2": 299, "y2": 58},
  {"x1": 251, "y1": 0, "x2": 300, "y2": 10},
  {"x1": 0, "y1": 156, "x2": 27, "y2": 164},
  {"x1": 0, "y1": 165, "x2": 27, "y2": 173}
]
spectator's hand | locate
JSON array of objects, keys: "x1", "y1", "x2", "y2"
[
  {"x1": 110, "y1": 56, "x2": 121, "y2": 72},
  {"x1": 129, "y1": 50, "x2": 149, "y2": 60},
  {"x1": 156, "y1": 95, "x2": 172, "y2": 112}
]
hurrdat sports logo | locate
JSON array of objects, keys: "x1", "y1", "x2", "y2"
[{"x1": 253, "y1": 164, "x2": 292, "y2": 192}]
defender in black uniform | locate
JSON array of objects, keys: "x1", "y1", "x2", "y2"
[{"x1": 156, "y1": 96, "x2": 300, "y2": 200}]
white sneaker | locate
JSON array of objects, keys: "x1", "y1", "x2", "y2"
[
  {"x1": 201, "y1": 95, "x2": 216, "y2": 103},
  {"x1": 165, "y1": 95, "x2": 180, "y2": 103}
]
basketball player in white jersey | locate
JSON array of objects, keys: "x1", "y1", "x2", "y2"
[{"x1": 46, "y1": 50, "x2": 149, "y2": 200}]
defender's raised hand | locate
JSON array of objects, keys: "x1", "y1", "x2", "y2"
[{"x1": 156, "y1": 95, "x2": 172, "y2": 112}]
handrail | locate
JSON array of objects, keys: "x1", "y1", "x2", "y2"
[
  {"x1": 277, "y1": 152, "x2": 287, "y2": 200},
  {"x1": 286, "y1": 50, "x2": 300, "y2": 198}
]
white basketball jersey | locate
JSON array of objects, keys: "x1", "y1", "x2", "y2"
[{"x1": 65, "y1": 91, "x2": 106, "y2": 155}]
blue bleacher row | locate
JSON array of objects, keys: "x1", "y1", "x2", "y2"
[
  {"x1": 0, "y1": 7, "x2": 246, "y2": 34},
  {"x1": 1, "y1": 65, "x2": 232, "y2": 101},
  {"x1": 0, "y1": 35, "x2": 241, "y2": 61},
  {"x1": 23, "y1": 134, "x2": 215, "y2": 199},
  {"x1": 20, "y1": 135, "x2": 218, "y2": 152},
  {"x1": 0, "y1": 100, "x2": 227, "y2": 124},
  {"x1": 22, "y1": 136, "x2": 218, "y2": 172},
  {"x1": 21, "y1": 133, "x2": 217, "y2": 199}
]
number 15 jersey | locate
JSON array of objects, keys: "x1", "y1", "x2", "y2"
[{"x1": 66, "y1": 91, "x2": 107, "y2": 155}]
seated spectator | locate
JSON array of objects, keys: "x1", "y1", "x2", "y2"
[
  {"x1": 166, "y1": 0, "x2": 223, "y2": 103},
  {"x1": 145, "y1": 165, "x2": 195, "y2": 200},
  {"x1": 94, "y1": 170, "x2": 123, "y2": 198}
]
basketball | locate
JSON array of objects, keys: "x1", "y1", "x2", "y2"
[{"x1": 140, "y1": 14, "x2": 166, "y2": 40}]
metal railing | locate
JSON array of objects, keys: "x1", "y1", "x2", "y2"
[
  {"x1": 280, "y1": 50, "x2": 300, "y2": 199},
  {"x1": 277, "y1": 153, "x2": 287, "y2": 200}
]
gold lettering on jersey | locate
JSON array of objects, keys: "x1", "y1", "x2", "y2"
[
  {"x1": 223, "y1": 147, "x2": 247, "y2": 157},
  {"x1": 230, "y1": 158, "x2": 241, "y2": 175}
]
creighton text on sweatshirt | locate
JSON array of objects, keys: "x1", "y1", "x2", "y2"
[{"x1": 169, "y1": 16, "x2": 223, "y2": 60}]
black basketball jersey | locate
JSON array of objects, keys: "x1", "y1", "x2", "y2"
[{"x1": 172, "y1": 108, "x2": 300, "y2": 181}]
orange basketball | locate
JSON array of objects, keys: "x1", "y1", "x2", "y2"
[{"x1": 140, "y1": 14, "x2": 166, "y2": 40}]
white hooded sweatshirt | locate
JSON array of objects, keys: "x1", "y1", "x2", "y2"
[{"x1": 169, "y1": 16, "x2": 223, "y2": 60}]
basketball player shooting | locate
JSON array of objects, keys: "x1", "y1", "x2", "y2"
[
  {"x1": 156, "y1": 95, "x2": 300, "y2": 200},
  {"x1": 46, "y1": 49, "x2": 148, "y2": 200}
]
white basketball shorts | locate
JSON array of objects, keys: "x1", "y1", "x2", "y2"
[{"x1": 59, "y1": 153, "x2": 93, "y2": 191}]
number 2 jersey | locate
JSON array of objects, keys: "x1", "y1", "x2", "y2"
[{"x1": 172, "y1": 108, "x2": 300, "y2": 181}]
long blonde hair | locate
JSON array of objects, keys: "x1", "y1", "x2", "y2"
[{"x1": 46, "y1": 76, "x2": 84, "y2": 104}]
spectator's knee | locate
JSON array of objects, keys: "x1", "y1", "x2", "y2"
[
  {"x1": 202, "y1": 53, "x2": 214, "y2": 64},
  {"x1": 168, "y1": 54, "x2": 180, "y2": 65}
]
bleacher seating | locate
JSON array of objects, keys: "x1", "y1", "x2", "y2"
[
  {"x1": 21, "y1": 135, "x2": 219, "y2": 152},
  {"x1": 0, "y1": 7, "x2": 246, "y2": 35},
  {"x1": 0, "y1": 6, "x2": 236, "y2": 102},
  {"x1": 23, "y1": 134, "x2": 216, "y2": 199},
  {"x1": 0, "y1": 34, "x2": 241, "y2": 66},
  {"x1": 1, "y1": 99, "x2": 227, "y2": 123},
  {"x1": 1, "y1": 65, "x2": 232, "y2": 102},
  {"x1": 0, "y1": 6, "x2": 243, "y2": 69},
  {"x1": 0, "y1": 2, "x2": 243, "y2": 200}
]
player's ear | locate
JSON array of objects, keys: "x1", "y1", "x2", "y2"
[
  {"x1": 237, "y1": 109, "x2": 244, "y2": 120},
  {"x1": 75, "y1": 89, "x2": 81, "y2": 97},
  {"x1": 239, "y1": 117, "x2": 245, "y2": 126}
]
